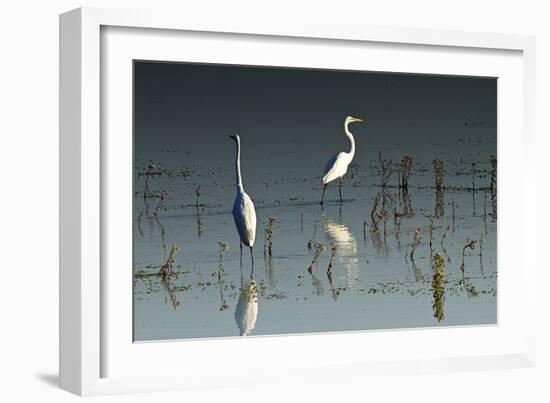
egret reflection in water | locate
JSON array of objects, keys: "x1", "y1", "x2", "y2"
[
  {"x1": 322, "y1": 214, "x2": 360, "y2": 288},
  {"x1": 234, "y1": 278, "x2": 259, "y2": 336}
]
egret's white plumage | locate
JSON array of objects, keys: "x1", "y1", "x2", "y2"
[
  {"x1": 320, "y1": 116, "x2": 364, "y2": 204},
  {"x1": 229, "y1": 134, "x2": 257, "y2": 265}
]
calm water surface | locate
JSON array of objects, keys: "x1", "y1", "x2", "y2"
[{"x1": 133, "y1": 150, "x2": 497, "y2": 341}]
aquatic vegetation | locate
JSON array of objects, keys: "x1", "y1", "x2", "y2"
[
  {"x1": 482, "y1": 191, "x2": 489, "y2": 234},
  {"x1": 137, "y1": 208, "x2": 144, "y2": 237},
  {"x1": 217, "y1": 241, "x2": 229, "y2": 281},
  {"x1": 160, "y1": 243, "x2": 180, "y2": 278},
  {"x1": 195, "y1": 185, "x2": 201, "y2": 208},
  {"x1": 399, "y1": 154, "x2": 413, "y2": 190},
  {"x1": 143, "y1": 161, "x2": 159, "y2": 199},
  {"x1": 378, "y1": 150, "x2": 394, "y2": 189},
  {"x1": 326, "y1": 245, "x2": 337, "y2": 280},
  {"x1": 307, "y1": 243, "x2": 326, "y2": 274},
  {"x1": 423, "y1": 214, "x2": 435, "y2": 259},
  {"x1": 409, "y1": 228, "x2": 422, "y2": 264},
  {"x1": 432, "y1": 253, "x2": 446, "y2": 322},
  {"x1": 459, "y1": 239, "x2": 480, "y2": 296},
  {"x1": 440, "y1": 224, "x2": 451, "y2": 263},
  {"x1": 433, "y1": 159, "x2": 444, "y2": 190},
  {"x1": 195, "y1": 203, "x2": 203, "y2": 238},
  {"x1": 265, "y1": 217, "x2": 276, "y2": 257},
  {"x1": 162, "y1": 276, "x2": 180, "y2": 310},
  {"x1": 433, "y1": 159, "x2": 445, "y2": 217},
  {"x1": 153, "y1": 190, "x2": 167, "y2": 216},
  {"x1": 490, "y1": 155, "x2": 497, "y2": 220},
  {"x1": 451, "y1": 200, "x2": 456, "y2": 232},
  {"x1": 479, "y1": 232, "x2": 484, "y2": 273},
  {"x1": 370, "y1": 193, "x2": 388, "y2": 236},
  {"x1": 133, "y1": 150, "x2": 497, "y2": 339}
]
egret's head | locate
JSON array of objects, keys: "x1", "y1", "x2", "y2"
[
  {"x1": 346, "y1": 116, "x2": 364, "y2": 124},
  {"x1": 227, "y1": 134, "x2": 240, "y2": 143}
]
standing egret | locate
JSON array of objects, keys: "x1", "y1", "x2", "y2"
[
  {"x1": 228, "y1": 134, "x2": 257, "y2": 269},
  {"x1": 320, "y1": 116, "x2": 364, "y2": 205}
]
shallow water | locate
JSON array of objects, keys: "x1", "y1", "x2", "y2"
[{"x1": 133, "y1": 156, "x2": 497, "y2": 341}]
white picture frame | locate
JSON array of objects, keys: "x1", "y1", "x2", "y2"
[{"x1": 59, "y1": 6, "x2": 537, "y2": 396}]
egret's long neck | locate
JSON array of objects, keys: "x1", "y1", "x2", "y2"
[
  {"x1": 234, "y1": 138, "x2": 244, "y2": 191},
  {"x1": 345, "y1": 121, "x2": 356, "y2": 159}
]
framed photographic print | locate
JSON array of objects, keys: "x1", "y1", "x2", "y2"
[{"x1": 60, "y1": 7, "x2": 537, "y2": 396}]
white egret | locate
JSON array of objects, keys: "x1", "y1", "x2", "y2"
[
  {"x1": 320, "y1": 116, "x2": 364, "y2": 205},
  {"x1": 228, "y1": 134, "x2": 257, "y2": 268}
]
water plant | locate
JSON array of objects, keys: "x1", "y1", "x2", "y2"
[
  {"x1": 378, "y1": 151, "x2": 394, "y2": 189},
  {"x1": 217, "y1": 241, "x2": 229, "y2": 280},
  {"x1": 433, "y1": 159, "x2": 444, "y2": 190},
  {"x1": 490, "y1": 155, "x2": 497, "y2": 220},
  {"x1": 195, "y1": 185, "x2": 201, "y2": 208},
  {"x1": 432, "y1": 253, "x2": 446, "y2": 322},
  {"x1": 409, "y1": 227, "x2": 422, "y2": 264},
  {"x1": 162, "y1": 276, "x2": 180, "y2": 310},
  {"x1": 423, "y1": 214, "x2": 435, "y2": 259},
  {"x1": 160, "y1": 242, "x2": 180, "y2": 278},
  {"x1": 265, "y1": 217, "x2": 276, "y2": 257},
  {"x1": 217, "y1": 242, "x2": 230, "y2": 311},
  {"x1": 326, "y1": 245, "x2": 337, "y2": 280},
  {"x1": 460, "y1": 239, "x2": 478, "y2": 279},
  {"x1": 433, "y1": 159, "x2": 445, "y2": 218},
  {"x1": 399, "y1": 154, "x2": 413, "y2": 190},
  {"x1": 451, "y1": 200, "x2": 456, "y2": 232},
  {"x1": 370, "y1": 193, "x2": 387, "y2": 236},
  {"x1": 195, "y1": 203, "x2": 203, "y2": 238},
  {"x1": 307, "y1": 243, "x2": 326, "y2": 274},
  {"x1": 440, "y1": 224, "x2": 451, "y2": 263}
]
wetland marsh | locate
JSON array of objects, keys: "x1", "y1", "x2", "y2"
[{"x1": 133, "y1": 61, "x2": 497, "y2": 341}]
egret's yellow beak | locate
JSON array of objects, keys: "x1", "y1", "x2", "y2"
[{"x1": 352, "y1": 117, "x2": 364, "y2": 123}]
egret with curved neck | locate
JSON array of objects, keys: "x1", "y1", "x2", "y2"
[
  {"x1": 320, "y1": 116, "x2": 364, "y2": 205},
  {"x1": 228, "y1": 134, "x2": 257, "y2": 270}
]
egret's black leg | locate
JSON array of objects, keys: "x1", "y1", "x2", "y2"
[
  {"x1": 240, "y1": 242, "x2": 243, "y2": 267},
  {"x1": 320, "y1": 184, "x2": 327, "y2": 205},
  {"x1": 338, "y1": 178, "x2": 343, "y2": 203},
  {"x1": 250, "y1": 247, "x2": 254, "y2": 278}
]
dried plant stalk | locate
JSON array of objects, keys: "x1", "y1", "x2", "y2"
[
  {"x1": 265, "y1": 217, "x2": 276, "y2": 257},
  {"x1": 433, "y1": 159, "x2": 444, "y2": 190},
  {"x1": 490, "y1": 155, "x2": 497, "y2": 220},
  {"x1": 378, "y1": 151, "x2": 394, "y2": 188},
  {"x1": 399, "y1": 154, "x2": 413, "y2": 190},
  {"x1": 160, "y1": 243, "x2": 179, "y2": 277},
  {"x1": 326, "y1": 246, "x2": 337, "y2": 279},
  {"x1": 410, "y1": 228, "x2": 422, "y2": 263},
  {"x1": 307, "y1": 243, "x2": 326, "y2": 274},
  {"x1": 432, "y1": 253, "x2": 446, "y2": 322}
]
